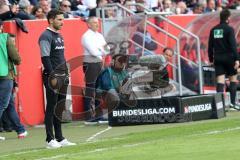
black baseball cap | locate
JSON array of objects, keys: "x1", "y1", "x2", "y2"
[{"x1": 112, "y1": 54, "x2": 128, "y2": 63}]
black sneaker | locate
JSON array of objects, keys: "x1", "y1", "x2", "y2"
[{"x1": 229, "y1": 103, "x2": 240, "y2": 111}]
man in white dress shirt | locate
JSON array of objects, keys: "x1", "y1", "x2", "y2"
[{"x1": 81, "y1": 16, "x2": 108, "y2": 124}]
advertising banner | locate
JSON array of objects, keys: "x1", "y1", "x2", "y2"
[
  {"x1": 180, "y1": 95, "x2": 214, "y2": 121},
  {"x1": 109, "y1": 94, "x2": 225, "y2": 126}
]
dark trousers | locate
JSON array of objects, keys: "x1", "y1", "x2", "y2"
[
  {"x1": 43, "y1": 74, "x2": 68, "y2": 142},
  {"x1": 83, "y1": 62, "x2": 103, "y2": 120},
  {"x1": 0, "y1": 79, "x2": 25, "y2": 134},
  {"x1": 0, "y1": 110, "x2": 12, "y2": 130},
  {"x1": 5, "y1": 93, "x2": 25, "y2": 134}
]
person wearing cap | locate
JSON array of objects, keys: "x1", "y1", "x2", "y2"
[
  {"x1": 0, "y1": 20, "x2": 28, "y2": 139},
  {"x1": 95, "y1": 53, "x2": 129, "y2": 123}
]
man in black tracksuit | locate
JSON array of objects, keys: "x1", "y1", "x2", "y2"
[
  {"x1": 208, "y1": 9, "x2": 240, "y2": 109},
  {"x1": 38, "y1": 9, "x2": 76, "y2": 149}
]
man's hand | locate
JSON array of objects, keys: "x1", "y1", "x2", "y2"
[
  {"x1": 234, "y1": 60, "x2": 239, "y2": 70},
  {"x1": 50, "y1": 77, "x2": 58, "y2": 88}
]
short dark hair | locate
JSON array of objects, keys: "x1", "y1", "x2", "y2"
[
  {"x1": 163, "y1": 47, "x2": 173, "y2": 53},
  {"x1": 220, "y1": 9, "x2": 231, "y2": 22},
  {"x1": 47, "y1": 9, "x2": 64, "y2": 23}
]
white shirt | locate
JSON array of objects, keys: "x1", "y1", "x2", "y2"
[
  {"x1": 146, "y1": 0, "x2": 159, "y2": 9},
  {"x1": 81, "y1": 0, "x2": 97, "y2": 9},
  {"x1": 81, "y1": 29, "x2": 108, "y2": 63}
]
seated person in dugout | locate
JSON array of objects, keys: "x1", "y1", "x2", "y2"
[
  {"x1": 94, "y1": 48, "x2": 175, "y2": 116},
  {"x1": 132, "y1": 21, "x2": 158, "y2": 56},
  {"x1": 94, "y1": 53, "x2": 129, "y2": 120}
]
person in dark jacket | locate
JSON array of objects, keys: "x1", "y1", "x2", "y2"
[
  {"x1": 0, "y1": 4, "x2": 19, "y2": 21},
  {"x1": 208, "y1": 9, "x2": 240, "y2": 109},
  {"x1": 38, "y1": 9, "x2": 76, "y2": 149}
]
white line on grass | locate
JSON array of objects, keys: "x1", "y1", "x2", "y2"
[
  {"x1": 32, "y1": 126, "x2": 240, "y2": 160},
  {"x1": 0, "y1": 149, "x2": 46, "y2": 158},
  {"x1": 35, "y1": 141, "x2": 151, "y2": 160},
  {"x1": 86, "y1": 126, "x2": 112, "y2": 142},
  {"x1": 192, "y1": 126, "x2": 240, "y2": 136},
  {"x1": 2, "y1": 126, "x2": 240, "y2": 159}
]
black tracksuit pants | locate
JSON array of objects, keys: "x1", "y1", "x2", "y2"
[{"x1": 43, "y1": 73, "x2": 68, "y2": 142}]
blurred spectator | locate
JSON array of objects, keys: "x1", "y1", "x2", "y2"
[
  {"x1": 51, "y1": 0, "x2": 59, "y2": 9},
  {"x1": 39, "y1": 0, "x2": 52, "y2": 15},
  {"x1": 72, "y1": 0, "x2": 98, "y2": 18},
  {"x1": 82, "y1": 0, "x2": 97, "y2": 9},
  {"x1": 59, "y1": 0, "x2": 74, "y2": 18},
  {"x1": 192, "y1": 4, "x2": 204, "y2": 14},
  {"x1": 29, "y1": 0, "x2": 38, "y2": 6},
  {"x1": 123, "y1": 0, "x2": 137, "y2": 12},
  {"x1": 0, "y1": 3, "x2": 19, "y2": 21},
  {"x1": 145, "y1": 0, "x2": 160, "y2": 11},
  {"x1": 16, "y1": 0, "x2": 35, "y2": 20},
  {"x1": 175, "y1": 1, "x2": 189, "y2": 14},
  {"x1": 132, "y1": 20, "x2": 158, "y2": 56},
  {"x1": 185, "y1": 0, "x2": 198, "y2": 8},
  {"x1": 31, "y1": 6, "x2": 46, "y2": 19},
  {"x1": 135, "y1": 0, "x2": 146, "y2": 13},
  {"x1": 89, "y1": 0, "x2": 108, "y2": 17},
  {"x1": 7, "y1": 0, "x2": 37, "y2": 5},
  {"x1": 70, "y1": 0, "x2": 82, "y2": 11},
  {"x1": 204, "y1": 0, "x2": 216, "y2": 12},
  {"x1": 163, "y1": 0, "x2": 175, "y2": 12},
  {"x1": 105, "y1": 8, "x2": 116, "y2": 18}
]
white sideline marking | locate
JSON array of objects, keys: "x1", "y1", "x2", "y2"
[
  {"x1": 30, "y1": 126, "x2": 240, "y2": 160},
  {"x1": 87, "y1": 148, "x2": 110, "y2": 153},
  {"x1": 86, "y1": 126, "x2": 112, "y2": 142},
  {"x1": 0, "y1": 149, "x2": 45, "y2": 158},
  {"x1": 2, "y1": 126, "x2": 240, "y2": 159},
  {"x1": 192, "y1": 126, "x2": 240, "y2": 136},
  {"x1": 123, "y1": 142, "x2": 149, "y2": 148}
]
